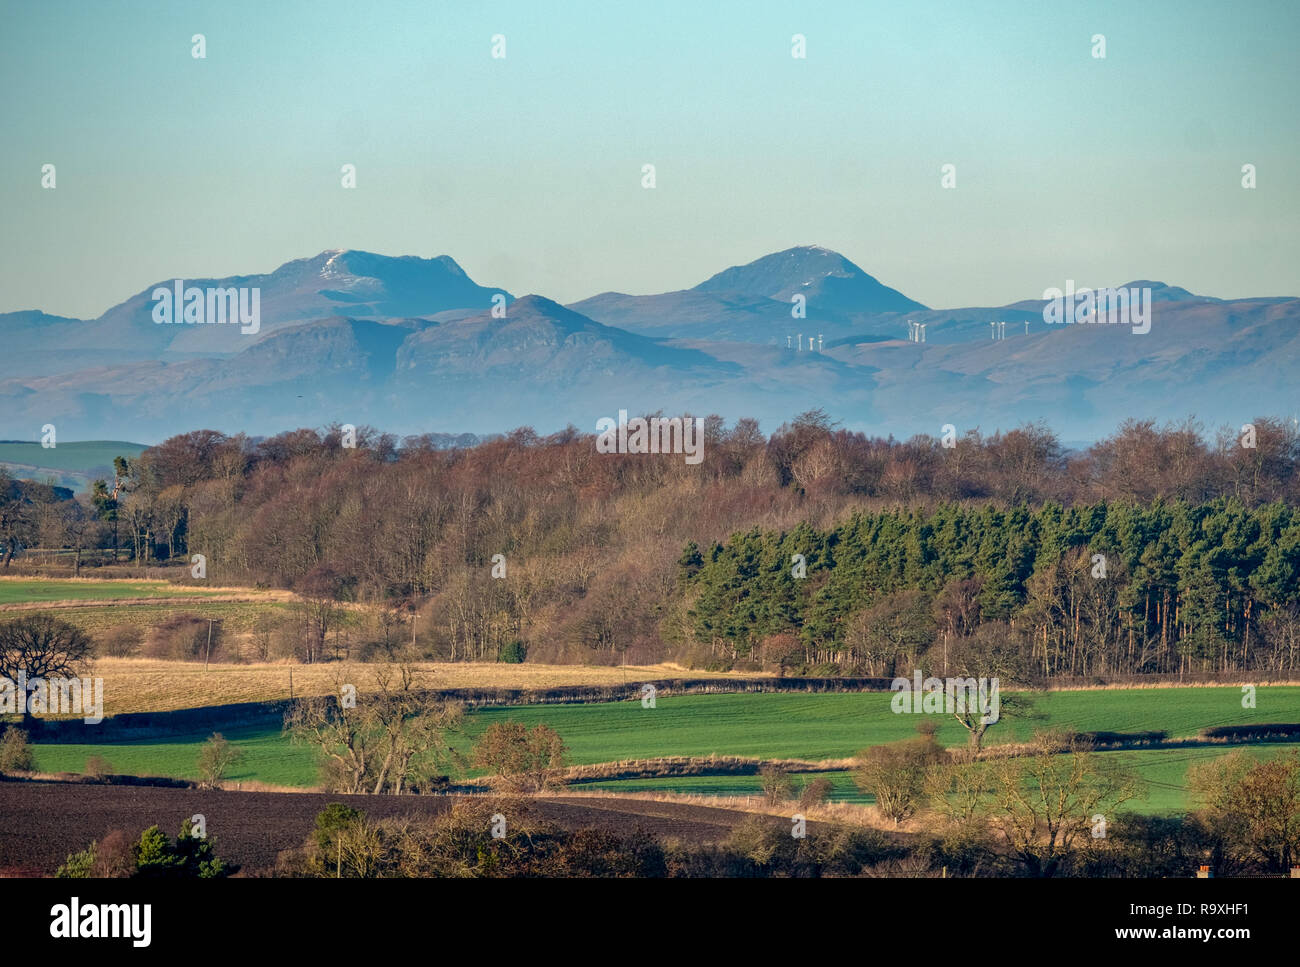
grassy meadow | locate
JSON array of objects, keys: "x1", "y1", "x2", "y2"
[{"x1": 28, "y1": 687, "x2": 1300, "y2": 813}]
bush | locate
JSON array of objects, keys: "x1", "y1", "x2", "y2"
[
  {"x1": 55, "y1": 830, "x2": 135, "y2": 878},
  {"x1": 759, "y1": 763, "x2": 794, "y2": 805},
  {"x1": 720, "y1": 816, "x2": 892, "y2": 877},
  {"x1": 143, "y1": 614, "x2": 221, "y2": 662},
  {"x1": 96, "y1": 626, "x2": 143, "y2": 658},
  {"x1": 55, "y1": 843, "x2": 97, "y2": 878},
  {"x1": 303, "y1": 803, "x2": 370, "y2": 877},
  {"x1": 249, "y1": 614, "x2": 299, "y2": 663},
  {"x1": 558, "y1": 827, "x2": 667, "y2": 877},
  {"x1": 854, "y1": 730, "x2": 945, "y2": 827},
  {"x1": 798, "y1": 776, "x2": 834, "y2": 809},
  {"x1": 58, "y1": 821, "x2": 234, "y2": 878},
  {"x1": 285, "y1": 802, "x2": 917, "y2": 879},
  {"x1": 498, "y1": 640, "x2": 527, "y2": 664},
  {"x1": 293, "y1": 800, "x2": 668, "y2": 878},
  {"x1": 811, "y1": 824, "x2": 906, "y2": 876},
  {"x1": 0, "y1": 727, "x2": 34, "y2": 773},
  {"x1": 196, "y1": 732, "x2": 243, "y2": 789},
  {"x1": 314, "y1": 803, "x2": 365, "y2": 850},
  {"x1": 134, "y1": 819, "x2": 234, "y2": 878},
  {"x1": 472, "y1": 721, "x2": 566, "y2": 792},
  {"x1": 84, "y1": 755, "x2": 114, "y2": 780},
  {"x1": 725, "y1": 815, "x2": 792, "y2": 868}
]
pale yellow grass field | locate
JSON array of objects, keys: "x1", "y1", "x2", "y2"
[
  {"x1": 87, "y1": 658, "x2": 762, "y2": 715},
  {"x1": 0, "y1": 575, "x2": 297, "y2": 612},
  {"x1": 542, "y1": 790, "x2": 893, "y2": 831}
]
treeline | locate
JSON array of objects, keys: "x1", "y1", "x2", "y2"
[
  {"x1": 681, "y1": 499, "x2": 1300, "y2": 677},
  {"x1": 7, "y1": 412, "x2": 1300, "y2": 673}
]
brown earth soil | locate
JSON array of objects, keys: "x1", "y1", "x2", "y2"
[{"x1": 0, "y1": 780, "x2": 812, "y2": 876}]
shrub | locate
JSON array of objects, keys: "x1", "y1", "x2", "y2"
[
  {"x1": 143, "y1": 614, "x2": 220, "y2": 661},
  {"x1": 96, "y1": 626, "x2": 142, "y2": 658},
  {"x1": 498, "y1": 640, "x2": 527, "y2": 664},
  {"x1": 84, "y1": 754, "x2": 114, "y2": 780},
  {"x1": 55, "y1": 830, "x2": 135, "y2": 878},
  {"x1": 854, "y1": 730, "x2": 945, "y2": 827},
  {"x1": 249, "y1": 613, "x2": 298, "y2": 662},
  {"x1": 55, "y1": 842, "x2": 97, "y2": 878},
  {"x1": 472, "y1": 721, "x2": 566, "y2": 792},
  {"x1": 725, "y1": 815, "x2": 791, "y2": 867},
  {"x1": 134, "y1": 819, "x2": 234, "y2": 878},
  {"x1": 58, "y1": 822, "x2": 233, "y2": 878},
  {"x1": 558, "y1": 828, "x2": 667, "y2": 877},
  {"x1": 798, "y1": 776, "x2": 834, "y2": 809},
  {"x1": 0, "y1": 727, "x2": 34, "y2": 773},
  {"x1": 759, "y1": 763, "x2": 794, "y2": 805},
  {"x1": 304, "y1": 803, "x2": 374, "y2": 877},
  {"x1": 196, "y1": 732, "x2": 243, "y2": 789},
  {"x1": 314, "y1": 803, "x2": 365, "y2": 849}
]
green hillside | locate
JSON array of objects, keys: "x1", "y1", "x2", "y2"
[{"x1": 0, "y1": 440, "x2": 148, "y2": 492}]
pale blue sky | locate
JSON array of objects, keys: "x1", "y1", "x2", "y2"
[{"x1": 2, "y1": 0, "x2": 1296, "y2": 319}]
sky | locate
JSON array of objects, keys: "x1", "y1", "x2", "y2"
[{"x1": 1, "y1": 0, "x2": 1297, "y2": 320}]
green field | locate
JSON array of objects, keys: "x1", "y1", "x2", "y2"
[
  {"x1": 32, "y1": 725, "x2": 317, "y2": 788},
  {"x1": 577, "y1": 746, "x2": 1300, "y2": 814},
  {"x1": 28, "y1": 686, "x2": 1300, "y2": 811},
  {"x1": 436, "y1": 688, "x2": 1300, "y2": 762},
  {"x1": 581, "y1": 771, "x2": 871, "y2": 803}
]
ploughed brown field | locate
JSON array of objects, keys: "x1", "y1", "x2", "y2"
[{"x1": 0, "y1": 780, "x2": 807, "y2": 876}]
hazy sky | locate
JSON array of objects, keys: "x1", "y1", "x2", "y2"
[{"x1": 2, "y1": 0, "x2": 1296, "y2": 319}]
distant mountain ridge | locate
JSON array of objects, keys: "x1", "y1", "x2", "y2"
[
  {"x1": 571, "y1": 245, "x2": 926, "y2": 344},
  {"x1": 0, "y1": 246, "x2": 1294, "y2": 444}
]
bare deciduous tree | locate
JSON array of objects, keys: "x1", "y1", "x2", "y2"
[
  {"x1": 285, "y1": 663, "x2": 463, "y2": 795},
  {"x1": 986, "y1": 729, "x2": 1144, "y2": 877}
]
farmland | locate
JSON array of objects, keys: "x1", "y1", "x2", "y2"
[
  {"x1": 27, "y1": 687, "x2": 1300, "y2": 813},
  {"x1": 0, "y1": 782, "x2": 785, "y2": 875},
  {"x1": 72, "y1": 657, "x2": 749, "y2": 716},
  {"x1": 0, "y1": 578, "x2": 234, "y2": 605},
  {"x1": 0, "y1": 578, "x2": 752, "y2": 709},
  {"x1": 6, "y1": 577, "x2": 1300, "y2": 834},
  {"x1": 575, "y1": 745, "x2": 1300, "y2": 814}
]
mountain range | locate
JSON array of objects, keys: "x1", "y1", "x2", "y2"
[{"x1": 1, "y1": 246, "x2": 1295, "y2": 443}]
